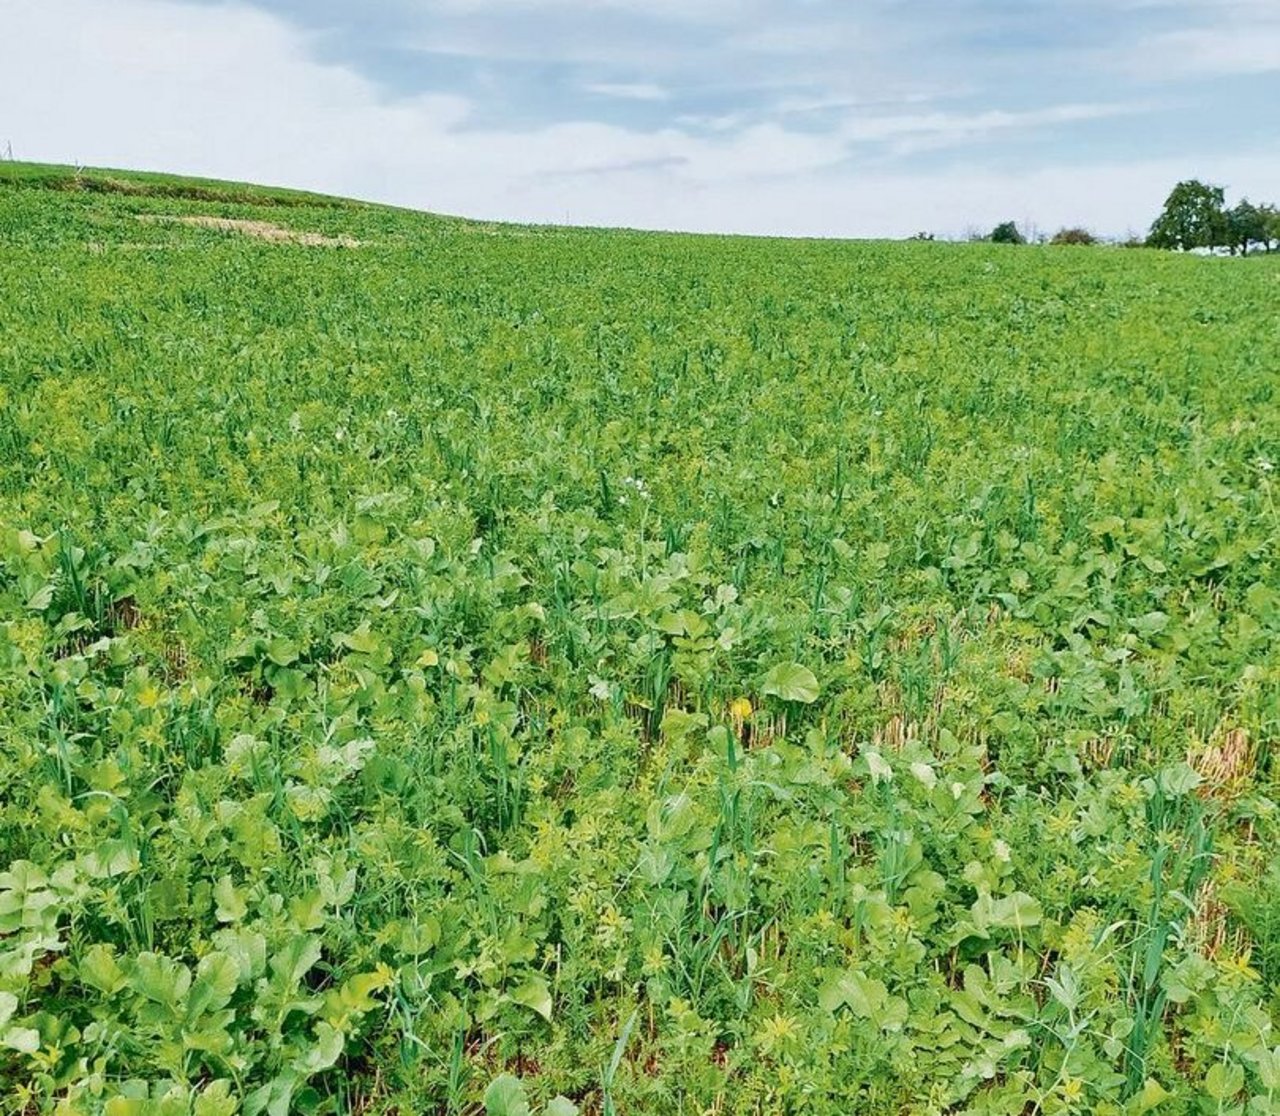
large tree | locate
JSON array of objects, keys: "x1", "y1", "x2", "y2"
[
  {"x1": 989, "y1": 220, "x2": 1025, "y2": 245},
  {"x1": 1260, "y1": 204, "x2": 1280, "y2": 252},
  {"x1": 1147, "y1": 180, "x2": 1227, "y2": 251},
  {"x1": 1225, "y1": 200, "x2": 1268, "y2": 255}
]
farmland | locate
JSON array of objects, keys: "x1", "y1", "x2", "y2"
[{"x1": 0, "y1": 165, "x2": 1277, "y2": 1115}]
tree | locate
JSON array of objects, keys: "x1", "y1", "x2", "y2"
[
  {"x1": 989, "y1": 221, "x2": 1025, "y2": 245},
  {"x1": 1050, "y1": 227, "x2": 1097, "y2": 246},
  {"x1": 1258, "y1": 204, "x2": 1280, "y2": 252},
  {"x1": 1225, "y1": 200, "x2": 1268, "y2": 255},
  {"x1": 1147, "y1": 180, "x2": 1227, "y2": 251}
]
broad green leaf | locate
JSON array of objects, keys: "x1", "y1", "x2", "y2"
[
  {"x1": 1204, "y1": 1061, "x2": 1243, "y2": 1101},
  {"x1": 128, "y1": 952, "x2": 191, "y2": 1009},
  {"x1": 187, "y1": 952, "x2": 239, "y2": 1020},
  {"x1": 2, "y1": 1026, "x2": 40, "y2": 1053},
  {"x1": 1125, "y1": 1078, "x2": 1172, "y2": 1115},
  {"x1": 25, "y1": 583, "x2": 54, "y2": 612},
  {"x1": 270, "y1": 935, "x2": 322, "y2": 989},
  {"x1": 1158, "y1": 763, "x2": 1202, "y2": 798},
  {"x1": 193, "y1": 1080, "x2": 239, "y2": 1116},
  {"x1": 80, "y1": 944, "x2": 127, "y2": 995},
  {"x1": 761, "y1": 662, "x2": 820, "y2": 704},
  {"x1": 298, "y1": 1021, "x2": 345, "y2": 1072},
  {"x1": 484, "y1": 1074, "x2": 531, "y2": 1116},
  {"x1": 214, "y1": 875, "x2": 248, "y2": 923},
  {"x1": 511, "y1": 975, "x2": 553, "y2": 1022},
  {"x1": 81, "y1": 839, "x2": 139, "y2": 880}
]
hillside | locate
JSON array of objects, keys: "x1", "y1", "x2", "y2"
[{"x1": 1, "y1": 164, "x2": 1278, "y2": 1115}]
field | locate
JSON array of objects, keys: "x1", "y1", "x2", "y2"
[{"x1": 0, "y1": 164, "x2": 1277, "y2": 1115}]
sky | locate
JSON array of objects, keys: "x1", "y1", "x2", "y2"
[{"x1": 3, "y1": 0, "x2": 1279, "y2": 238}]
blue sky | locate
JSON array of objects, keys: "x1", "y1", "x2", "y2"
[{"x1": 5, "y1": 0, "x2": 1279, "y2": 236}]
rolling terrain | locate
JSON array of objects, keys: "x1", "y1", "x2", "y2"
[{"x1": 1, "y1": 164, "x2": 1278, "y2": 1115}]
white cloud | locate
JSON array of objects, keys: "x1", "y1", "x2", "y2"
[
  {"x1": 1136, "y1": 26, "x2": 1280, "y2": 75},
  {"x1": 2, "y1": 0, "x2": 1278, "y2": 238},
  {"x1": 584, "y1": 82, "x2": 671, "y2": 102}
]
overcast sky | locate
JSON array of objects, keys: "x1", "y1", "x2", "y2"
[{"x1": 4, "y1": 0, "x2": 1279, "y2": 237}]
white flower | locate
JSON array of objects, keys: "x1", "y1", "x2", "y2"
[
  {"x1": 993, "y1": 839, "x2": 1011, "y2": 863},
  {"x1": 589, "y1": 675, "x2": 612, "y2": 701}
]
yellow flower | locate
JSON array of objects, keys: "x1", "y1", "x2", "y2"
[{"x1": 729, "y1": 696, "x2": 753, "y2": 720}]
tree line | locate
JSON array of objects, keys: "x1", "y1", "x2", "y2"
[
  {"x1": 953, "y1": 179, "x2": 1279, "y2": 253},
  {"x1": 1146, "y1": 180, "x2": 1278, "y2": 254}
]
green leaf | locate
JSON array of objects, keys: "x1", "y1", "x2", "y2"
[
  {"x1": 484, "y1": 1074, "x2": 531, "y2": 1116},
  {"x1": 270, "y1": 935, "x2": 322, "y2": 989},
  {"x1": 1125, "y1": 1078, "x2": 1172, "y2": 1114},
  {"x1": 214, "y1": 875, "x2": 248, "y2": 923},
  {"x1": 265, "y1": 637, "x2": 299, "y2": 666},
  {"x1": 187, "y1": 952, "x2": 239, "y2": 1021},
  {"x1": 128, "y1": 951, "x2": 191, "y2": 1009},
  {"x1": 544, "y1": 1099, "x2": 580, "y2": 1116},
  {"x1": 0, "y1": 991, "x2": 15, "y2": 1028},
  {"x1": 25, "y1": 583, "x2": 54, "y2": 612},
  {"x1": 81, "y1": 839, "x2": 139, "y2": 879},
  {"x1": 511, "y1": 975, "x2": 553, "y2": 1022},
  {"x1": 80, "y1": 944, "x2": 127, "y2": 995},
  {"x1": 299, "y1": 1021, "x2": 345, "y2": 1072},
  {"x1": 1204, "y1": 1061, "x2": 1243, "y2": 1101},
  {"x1": 193, "y1": 1080, "x2": 239, "y2": 1116},
  {"x1": 761, "y1": 662, "x2": 820, "y2": 704},
  {"x1": 1158, "y1": 763, "x2": 1202, "y2": 798},
  {"x1": 335, "y1": 623, "x2": 380, "y2": 655},
  {"x1": 1, "y1": 1026, "x2": 39, "y2": 1054},
  {"x1": 986, "y1": 892, "x2": 1043, "y2": 930},
  {"x1": 818, "y1": 969, "x2": 906, "y2": 1028}
]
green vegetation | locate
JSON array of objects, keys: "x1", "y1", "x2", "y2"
[
  {"x1": 0, "y1": 161, "x2": 356, "y2": 209},
  {"x1": 0, "y1": 165, "x2": 1277, "y2": 1115},
  {"x1": 1050, "y1": 228, "x2": 1099, "y2": 247},
  {"x1": 988, "y1": 221, "x2": 1027, "y2": 245}
]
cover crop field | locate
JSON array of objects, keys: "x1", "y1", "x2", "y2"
[{"x1": 0, "y1": 166, "x2": 1277, "y2": 1116}]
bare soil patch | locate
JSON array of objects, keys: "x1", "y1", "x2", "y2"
[{"x1": 138, "y1": 214, "x2": 360, "y2": 247}]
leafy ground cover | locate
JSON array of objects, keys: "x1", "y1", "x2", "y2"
[{"x1": 0, "y1": 165, "x2": 1277, "y2": 1115}]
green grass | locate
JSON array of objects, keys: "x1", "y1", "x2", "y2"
[
  {"x1": 0, "y1": 161, "x2": 359, "y2": 209},
  {"x1": 0, "y1": 163, "x2": 1277, "y2": 1115}
]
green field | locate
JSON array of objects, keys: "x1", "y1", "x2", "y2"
[{"x1": 1, "y1": 164, "x2": 1277, "y2": 1115}]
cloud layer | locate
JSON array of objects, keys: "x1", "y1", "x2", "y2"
[{"x1": 3, "y1": 0, "x2": 1278, "y2": 237}]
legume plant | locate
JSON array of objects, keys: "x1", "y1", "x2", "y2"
[{"x1": 1, "y1": 165, "x2": 1277, "y2": 1115}]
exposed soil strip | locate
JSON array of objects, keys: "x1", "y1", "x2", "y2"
[{"x1": 138, "y1": 214, "x2": 360, "y2": 247}]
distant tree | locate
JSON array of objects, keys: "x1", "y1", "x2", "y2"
[
  {"x1": 1050, "y1": 227, "x2": 1097, "y2": 246},
  {"x1": 1254, "y1": 203, "x2": 1279, "y2": 253},
  {"x1": 1147, "y1": 180, "x2": 1227, "y2": 251},
  {"x1": 908, "y1": 231, "x2": 935, "y2": 241},
  {"x1": 989, "y1": 221, "x2": 1025, "y2": 245},
  {"x1": 1225, "y1": 200, "x2": 1268, "y2": 255}
]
